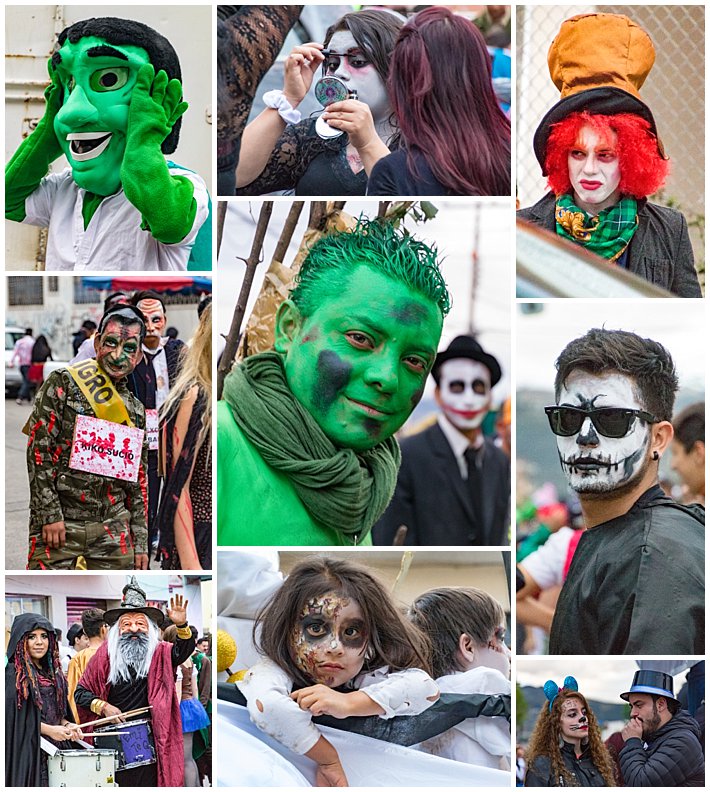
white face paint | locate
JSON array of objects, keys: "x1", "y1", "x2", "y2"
[
  {"x1": 437, "y1": 359, "x2": 492, "y2": 431},
  {"x1": 325, "y1": 31, "x2": 390, "y2": 121},
  {"x1": 556, "y1": 371, "x2": 650, "y2": 494},
  {"x1": 567, "y1": 125, "x2": 622, "y2": 214}
]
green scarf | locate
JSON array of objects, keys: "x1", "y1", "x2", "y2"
[
  {"x1": 555, "y1": 194, "x2": 638, "y2": 261},
  {"x1": 221, "y1": 351, "x2": 401, "y2": 542}
]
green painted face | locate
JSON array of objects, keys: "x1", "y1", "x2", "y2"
[
  {"x1": 52, "y1": 36, "x2": 151, "y2": 195},
  {"x1": 276, "y1": 266, "x2": 443, "y2": 451}
]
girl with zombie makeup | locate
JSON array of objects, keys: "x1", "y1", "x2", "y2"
[
  {"x1": 407, "y1": 587, "x2": 511, "y2": 769},
  {"x1": 368, "y1": 6, "x2": 511, "y2": 196},
  {"x1": 5, "y1": 613, "x2": 82, "y2": 787},
  {"x1": 525, "y1": 677, "x2": 615, "y2": 787},
  {"x1": 236, "y1": 9, "x2": 403, "y2": 196},
  {"x1": 517, "y1": 13, "x2": 701, "y2": 297},
  {"x1": 156, "y1": 299, "x2": 212, "y2": 570},
  {"x1": 237, "y1": 556, "x2": 439, "y2": 787}
]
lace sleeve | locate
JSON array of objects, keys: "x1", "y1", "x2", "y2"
[{"x1": 237, "y1": 119, "x2": 326, "y2": 195}]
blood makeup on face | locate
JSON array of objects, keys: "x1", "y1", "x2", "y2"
[
  {"x1": 94, "y1": 320, "x2": 142, "y2": 380},
  {"x1": 290, "y1": 591, "x2": 369, "y2": 688},
  {"x1": 555, "y1": 371, "x2": 650, "y2": 494}
]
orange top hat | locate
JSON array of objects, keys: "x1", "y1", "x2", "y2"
[{"x1": 533, "y1": 13, "x2": 663, "y2": 170}]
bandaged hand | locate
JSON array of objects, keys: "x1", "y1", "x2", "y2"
[{"x1": 124, "y1": 64, "x2": 188, "y2": 151}]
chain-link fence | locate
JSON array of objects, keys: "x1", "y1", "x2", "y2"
[{"x1": 517, "y1": 5, "x2": 705, "y2": 273}]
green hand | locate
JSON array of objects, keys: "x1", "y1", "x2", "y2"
[
  {"x1": 35, "y1": 59, "x2": 64, "y2": 159},
  {"x1": 125, "y1": 63, "x2": 188, "y2": 148}
]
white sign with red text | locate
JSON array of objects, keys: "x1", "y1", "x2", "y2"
[{"x1": 69, "y1": 415, "x2": 144, "y2": 482}]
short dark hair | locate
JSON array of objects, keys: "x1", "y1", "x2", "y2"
[
  {"x1": 408, "y1": 587, "x2": 505, "y2": 678},
  {"x1": 254, "y1": 556, "x2": 432, "y2": 688},
  {"x1": 672, "y1": 402, "x2": 704, "y2": 452},
  {"x1": 25, "y1": 328, "x2": 33, "y2": 336},
  {"x1": 651, "y1": 694, "x2": 681, "y2": 717},
  {"x1": 81, "y1": 608, "x2": 106, "y2": 638},
  {"x1": 98, "y1": 304, "x2": 147, "y2": 343},
  {"x1": 56, "y1": 17, "x2": 183, "y2": 153},
  {"x1": 103, "y1": 292, "x2": 128, "y2": 312},
  {"x1": 554, "y1": 328, "x2": 678, "y2": 422}
]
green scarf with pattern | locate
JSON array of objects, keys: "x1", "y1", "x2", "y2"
[
  {"x1": 555, "y1": 194, "x2": 638, "y2": 261},
  {"x1": 221, "y1": 351, "x2": 401, "y2": 542}
]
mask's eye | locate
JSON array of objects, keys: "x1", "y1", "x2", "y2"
[
  {"x1": 89, "y1": 67, "x2": 129, "y2": 92},
  {"x1": 66, "y1": 76, "x2": 76, "y2": 93}
]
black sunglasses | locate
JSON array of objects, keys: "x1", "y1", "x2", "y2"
[
  {"x1": 321, "y1": 49, "x2": 371, "y2": 76},
  {"x1": 544, "y1": 406, "x2": 658, "y2": 438}
]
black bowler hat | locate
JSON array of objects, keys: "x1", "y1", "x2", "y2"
[
  {"x1": 431, "y1": 335, "x2": 502, "y2": 387},
  {"x1": 620, "y1": 670, "x2": 679, "y2": 703},
  {"x1": 67, "y1": 623, "x2": 84, "y2": 645}
]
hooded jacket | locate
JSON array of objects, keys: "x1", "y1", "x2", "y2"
[
  {"x1": 619, "y1": 710, "x2": 705, "y2": 786},
  {"x1": 5, "y1": 614, "x2": 73, "y2": 787},
  {"x1": 525, "y1": 740, "x2": 608, "y2": 786}
]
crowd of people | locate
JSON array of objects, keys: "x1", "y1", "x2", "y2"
[
  {"x1": 220, "y1": 6, "x2": 511, "y2": 196},
  {"x1": 5, "y1": 578, "x2": 211, "y2": 787},
  {"x1": 23, "y1": 288, "x2": 212, "y2": 571}
]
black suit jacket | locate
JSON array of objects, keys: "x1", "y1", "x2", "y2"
[{"x1": 372, "y1": 422, "x2": 510, "y2": 546}]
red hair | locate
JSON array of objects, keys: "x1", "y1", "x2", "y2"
[{"x1": 545, "y1": 111, "x2": 669, "y2": 199}]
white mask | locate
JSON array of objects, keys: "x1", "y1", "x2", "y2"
[
  {"x1": 437, "y1": 359, "x2": 491, "y2": 430},
  {"x1": 555, "y1": 371, "x2": 650, "y2": 494}
]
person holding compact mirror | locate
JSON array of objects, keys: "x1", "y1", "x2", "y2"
[{"x1": 236, "y1": 9, "x2": 401, "y2": 196}]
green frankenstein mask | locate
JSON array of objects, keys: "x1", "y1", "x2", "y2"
[
  {"x1": 52, "y1": 36, "x2": 151, "y2": 195},
  {"x1": 275, "y1": 220, "x2": 450, "y2": 452}
]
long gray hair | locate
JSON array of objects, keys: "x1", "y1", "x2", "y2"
[{"x1": 107, "y1": 617, "x2": 160, "y2": 685}]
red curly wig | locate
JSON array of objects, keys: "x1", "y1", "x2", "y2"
[{"x1": 545, "y1": 111, "x2": 669, "y2": 199}]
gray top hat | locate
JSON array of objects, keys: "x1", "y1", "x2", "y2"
[
  {"x1": 103, "y1": 576, "x2": 164, "y2": 627},
  {"x1": 620, "y1": 669, "x2": 679, "y2": 703}
]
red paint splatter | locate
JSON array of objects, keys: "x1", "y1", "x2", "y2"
[
  {"x1": 107, "y1": 486, "x2": 116, "y2": 506},
  {"x1": 80, "y1": 492, "x2": 86, "y2": 503},
  {"x1": 56, "y1": 387, "x2": 64, "y2": 398},
  {"x1": 38, "y1": 560, "x2": 47, "y2": 570},
  {"x1": 34, "y1": 449, "x2": 42, "y2": 466},
  {"x1": 104, "y1": 524, "x2": 115, "y2": 540},
  {"x1": 47, "y1": 412, "x2": 56, "y2": 433},
  {"x1": 120, "y1": 532, "x2": 127, "y2": 555},
  {"x1": 45, "y1": 545, "x2": 51, "y2": 559},
  {"x1": 51, "y1": 446, "x2": 62, "y2": 464},
  {"x1": 27, "y1": 420, "x2": 43, "y2": 445},
  {"x1": 28, "y1": 536, "x2": 37, "y2": 561}
]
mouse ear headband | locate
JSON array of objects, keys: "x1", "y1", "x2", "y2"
[{"x1": 544, "y1": 675, "x2": 579, "y2": 711}]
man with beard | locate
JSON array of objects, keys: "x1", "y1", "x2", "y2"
[
  {"x1": 619, "y1": 670, "x2": 704, "y2": 786},
  {"x1": 128, "y1": 290, "x2": 185, "y2": 553},
  {"x1": 373, "y1": 335, "x2": 510, "y2": 545},
  {"x1": 544, "y1": 328, "x2": 704, "y2": 654},
  {"x1": 75, "y1": 577, "x2": 194, "y2": 786},
  {"x1": 25, "y1": 304, "x2": 149, "y2": 570}
]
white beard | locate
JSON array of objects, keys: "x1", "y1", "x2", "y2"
[{"x1": 107, "y1": 619, "x2": 159, "y2": 685}]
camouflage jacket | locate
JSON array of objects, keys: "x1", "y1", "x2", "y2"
[{"x1": 26, "y1": 367, "x2": 149, "y2": 553}]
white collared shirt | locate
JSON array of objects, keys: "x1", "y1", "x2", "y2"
[
  {"x1": 23, "y1": 166, "x2": 209, "y2": 272},
  {"x1": 436, "y1": 413, "x2": 484, "y2": 480}
]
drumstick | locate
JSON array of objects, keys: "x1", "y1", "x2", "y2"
[
  {"x1": 79, "y1": 705, "x2": 153, "y2": 729},
  {"x1": 79, "y1": 730, "x2": 130, "y2": 738}
]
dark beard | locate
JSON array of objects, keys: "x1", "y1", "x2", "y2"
[
  {"x1": 119, "y1": 631, "x2": 149, "y2": 673},
  {"x1": 642, "y1": 710, "x2": 662, "y2": 741}
]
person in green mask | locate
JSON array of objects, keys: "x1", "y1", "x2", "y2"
[
  {"x1": 5, "y1": 16, "x2": 211, "y2": 271},
  {"x1": 218, "y1": 219, "x2": 451, "y2": 546}
]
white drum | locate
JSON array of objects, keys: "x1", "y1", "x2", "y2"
[{"x1": 47, "y1": 749, "x2": 118, "y2": 787}]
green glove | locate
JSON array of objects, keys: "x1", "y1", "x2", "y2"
[
  {"x1": 120, "y1": 63, "x2": 196, "y2": 244},
  {"x1": 5, "y1": 62, "x2": 64, "y2": 221}
]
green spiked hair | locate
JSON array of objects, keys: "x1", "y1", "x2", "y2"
[{"x1": 290, "y1": 218, "x2": 451, "y2": 318}]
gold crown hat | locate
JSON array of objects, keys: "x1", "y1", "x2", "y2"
[
  {"x1": 103, "y1": 576, "x2": 165, "y2": 626},
  {"x1": 533, "y1": 12, "x2": 666, "y2": 172}
]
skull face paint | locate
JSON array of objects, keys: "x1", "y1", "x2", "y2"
[
  {"x1": 555, "y1": 372, "x2": 651, "y2": 494},
  {"x1": 289, "y1": 591, "x2": 369, "y2": 688},
  {"x1": 436, "y1": 359, "x2": 492, "y2": 431},
  {"x1": 280, "y1": 266, "x2": 442, "y2": 452},
  {"x1": 94, "y1": 320, "x2": 143, "y2": 381},
  {"x1": 52, "y1": 36, "x2": 151, "y2": 196},
  {"x1": 559, "y1": 697, "x2": 589, "y2": 741}
]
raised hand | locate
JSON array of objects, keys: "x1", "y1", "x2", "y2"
[
  {"x1": 167, "y1": 593, "x2": 189, "y2": 625},
  {"x1": 283, "y1": 43, "x2": 324, "y2": 107},
  {"x1": 125, "y1": 64, "x2": 188, "y2": 148}
]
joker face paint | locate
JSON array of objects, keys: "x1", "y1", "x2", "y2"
[
  {"x1": 567, "y1": 125, "x2": 622, "y2": 215},
  {"x1": 289, "y1": 591, "x2": 369, "y2": 688},
  {"x1": 559, "y1": 697, "x2": 589, "y2": 742},
  {"x1": 52, "y1": 36, "x2": 151, "y2": 196},
  {"x1": 436, "y1": 359, "x2": 492, "y2": 431},
  {"x1": 94, "y1": 319, "x2": 143, "y2": 381},
  {"x1": 555, "y1": 371, "x2": 651, "y2": 494},
  {"x1": 279, "y1": 265, "x2": 442, "y2": 451},
  {"x1": 325, "y1": 31, "x2": 390, "y2": 120}
]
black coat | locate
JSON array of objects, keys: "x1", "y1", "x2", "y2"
[
  {"x1": 368, "y1": 149, "x2": 450, "y2": 196},
  {"x1": 5, "y1": 613, "x2": 74, "y2": 788},
  {"x1": 372, "y1": 422, "x2": 510, "y2": 546},
  {"x1": 549, "y1": 486, "x2": 705, "y2": 654},
  {"x1": 517, "y1": 192, "x2": 702, "y2": 297},
  {"x1": 619, "y1": 711, "x2": 705, "y2": 786},
  {"x1": 525, "y1": 741, "x2": 608, "y2": 786}
]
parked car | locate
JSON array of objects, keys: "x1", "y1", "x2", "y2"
[{"x1": 5, "y1": 325, "x2": 25, "y2": 396}]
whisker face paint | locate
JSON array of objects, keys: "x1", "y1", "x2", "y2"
[
  {"x1": 554, "y1": 372, "x2": 651, "y2": 494},
  {"x1": 289, "y1": 591, "x2": 369, "y2": 688}
]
